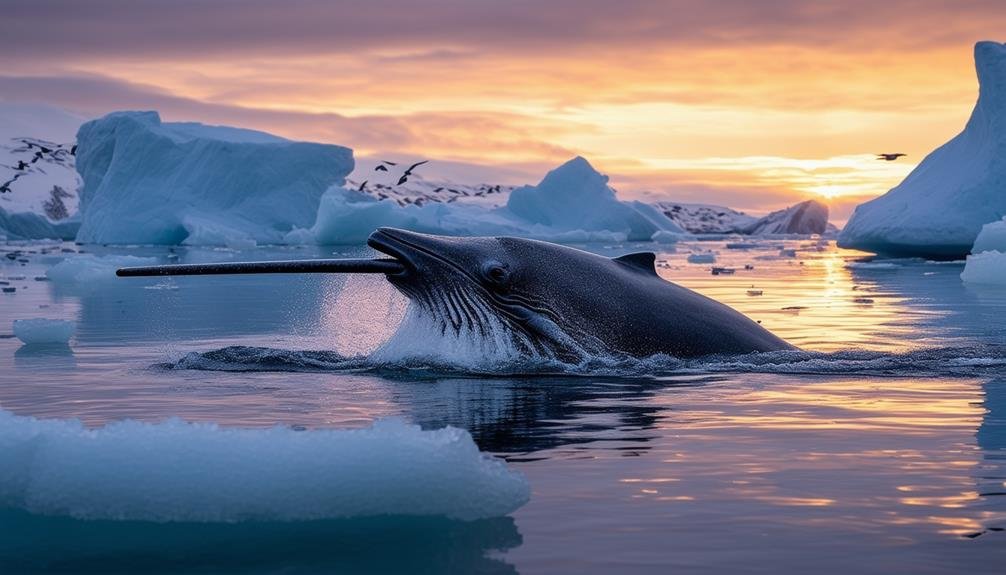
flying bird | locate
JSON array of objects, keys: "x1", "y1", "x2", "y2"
[
  {"x1": 876, "y1": 153, "x2": 906, "y2": 161},
  {"x1": 396, "y1": 160, "x2": 429, "y2": 185},
  {"x1": 358, "y1": 180, "x2": 368, "y2": 191},
  {"x1": 374, "y1": 165, "x2": 389, "y2": 172}
]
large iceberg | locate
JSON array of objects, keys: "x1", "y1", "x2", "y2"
[
  {"x1": 74, "y1": 111, "x2": 353, "y2": 245},
  {"x1": 0, "y1": 410, "x2": 529, "y2": 522},
  {"x1": 299, "y1": 156, "x2": 681, "y2": 244},
  {"x1": 506, "y1": 156, "x2": 680, "y2": 241},
  {"x1": 839, "y1": 42, "x2": 1006, "y2": 258}
]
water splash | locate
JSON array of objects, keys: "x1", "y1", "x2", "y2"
[{"x1": 164, "y1": 342, "x2": 1006, "y2": 379}]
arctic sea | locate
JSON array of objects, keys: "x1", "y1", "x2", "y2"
[{"x1": 1, "y1": 238, "x2": 1004, "y2": 574}]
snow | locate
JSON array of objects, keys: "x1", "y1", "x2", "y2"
[
  {"x1": 73, "y1": 111, "x2": 353, "y2": 245},
  {"x1": 46, "y1": 254, "x2": 157, "y2": 285},
  {"x1": 12, "y1": 319, "x2": 75, "y2": 345},
  {"x1": 655, "y1": 200, "x2": 829, "y2": 235},
  {"x1": 299, "y1": 156, "x2": 682, "y2": 244},
  {"x1": 0, "y1": 103, "x2": 86, "y2": 241},
  {"x1": 0, "y1": 410, "x2": 529, "y2": 522},
  {"x1": 839, "y1": 42, "x2": 1006, "y2": 258},
  {"x1": 971, "y1": 217, "x2": 1006, "y2": 253},
  {"x1": 961, "y1": 250, "x2": 1006, "y2": 285}
]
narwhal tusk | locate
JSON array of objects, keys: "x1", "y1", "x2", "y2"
[{"x1": 115, "y1": 258, "x2": 405, "y2": 277}]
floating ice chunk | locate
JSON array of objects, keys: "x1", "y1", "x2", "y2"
[
  {"x1": 972, "y1": 217, "x2": 1006, "y2": 253},
  {"x1": 961, "y1": 250, "x2": 1006, "y2": 285},
  {"x1": 12, "y1": 319, "x2": 75, "y2": 345},
  {"x1": 845, "y1": 261, "x2": 899, "y2": 270},
  {"x1": 0, "y1": 410, "x2": 529, "y2": 522},
  {"x1": 46, "y1": 254, "x2": 157, "y2": 284},
  {"x1": 687, "y1": 253, "x2": 716, "y2": 264}
]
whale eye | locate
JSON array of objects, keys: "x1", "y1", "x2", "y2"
[{"x1": 482, "y1": 261, "x2": 509, "y2": 286}]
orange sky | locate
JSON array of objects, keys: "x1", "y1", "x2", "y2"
[{"x1": 4, "y1": 1, "x2": 1006, "y2": 222}]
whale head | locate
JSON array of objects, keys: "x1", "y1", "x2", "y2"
[{"x1": 367, "y1": 227, "x2": 627, "y2": 361}]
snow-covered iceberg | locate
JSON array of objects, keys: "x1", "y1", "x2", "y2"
[
  {"x1": 299, "y1": 156, "x2": 681, "y2": 244},
  {"x1": 74, "y1": 111, "x2": 353, "y2": 245},
  {"x1": 839, "y1": 41, "x2": 1006, "y2": 258},
  {"x1": 506, "y1": 156, "x2": 680, "y2": 241},
  {"x1": 0, "y1": 104, "x2": 85, "y2": 241},
  {"x1": 0, "y1": 410, "x2": 529, "y2": 522}
]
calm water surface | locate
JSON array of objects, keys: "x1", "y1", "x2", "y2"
[{"x1": 0, "y1": 238, "x2": 1003, "y2": 573}]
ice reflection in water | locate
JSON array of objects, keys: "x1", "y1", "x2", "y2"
[{"x1": 0, "y1": 239, "x2": 1004, "y2": 573}]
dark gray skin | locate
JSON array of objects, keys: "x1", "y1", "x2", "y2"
[{"x1": 368, "y1": 227, "x2": 794, "y2": 361}]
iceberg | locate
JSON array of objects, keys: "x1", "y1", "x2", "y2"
[
  {"x1": 961, "y1": 217, "x2": 1006, "y2": 285},
  {"x1": 742, "y1": 200, "x2": 829, "y2": 235},
  {"x1": 300, "y1": 156, "x2": 682, "y2": 244},
  {"x1": 839, "y1": 42, "x2": 1006, "y2": 258},
  {"x1": 74, "y1": 111, "x2": 353, "y2": 245},
  {"x1": 12, "y1": 319, "x2": 75, "y2": 345},
  {"x1": 961, "y1": 251, "x2": 1006, "y2": 285},
  {"x1": 506, "y1": 156, "x2": 681, "y2": 241},
  {"x1": 972, "y1": 217, "x2": 1006, "y2": 253},
  {"x1": 0, "y1": 410, "x2": 529, "y2": 522}
]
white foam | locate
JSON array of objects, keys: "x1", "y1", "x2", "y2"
[
  {"x1": 961, "y1": 250, "x2": 1006, "y2": 285},
  {"x1": 0, "y1": 410, "x2": 529, "y2": 522},
  {"x1": 12, "y1": 319, "x2": 74, "y2": 344}
]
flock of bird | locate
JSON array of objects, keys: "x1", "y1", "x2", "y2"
[
  {"x1": 358, "y1": 159, "x2": 430, "y2": 192},
  {"x1": 1, "y1": 139, "x2": 75, "y2": 194}
]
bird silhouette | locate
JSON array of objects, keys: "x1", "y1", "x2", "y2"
[
  {"x1": 396, "y1": 160, "x2": 429, "y2": 185},
  {"x1": 876, "y1": 153, "x2": 906, "y2": 161},
  {"x1": 374, "y1": 165, "x2": 389, "y2": 172},
  {"x1": 358, "y1": 180, "x2": 368, "y2": 191}
]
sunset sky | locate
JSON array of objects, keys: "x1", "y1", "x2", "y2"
[{"x1": 5, "y1": 0, "x2": 1006, "y2": 222}]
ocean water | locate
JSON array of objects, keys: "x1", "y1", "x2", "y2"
[{"x1": 0, "y1": 238, "x2": 1004, "y2": 574}]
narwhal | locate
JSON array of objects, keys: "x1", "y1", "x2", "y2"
[{"x1": 118, "y1": 228, "x2": 793, "y2": 360}]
